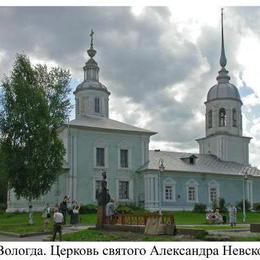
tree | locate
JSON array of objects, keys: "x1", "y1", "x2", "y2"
[{"x1": 0, "y1": 54, "x2": 71, "y2": 201}]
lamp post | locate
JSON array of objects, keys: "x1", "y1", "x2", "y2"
[
  {"x1": 158, "y1": 159, "x2": 165, "y2": 215},
  {"x1": 242, "y1": 167, "x2": 249, "y2": 223}
]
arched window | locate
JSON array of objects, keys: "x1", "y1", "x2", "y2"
[
  {"x1": 208, "y1": 110, "x2": 212, "y2": 129},
  {"x1": 94, "y1": 97, "x2": 100, "y2": 113},
  {"x1": 232, "y1": 109, "x2": 237, "y2": 127},
  {"x1": 186, "y1": 179, "x2": 198, "y2": 203},
  {"x1": 208, "y1": 180, "x2": 219, "y2": 203},
  {"x1": 219, "y1": 108, "x2": 226, "y2": 127},
  {"x1": 163, "y1": 178, "x2": 176, "y2": 202}
]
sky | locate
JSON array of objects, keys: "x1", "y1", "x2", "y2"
[{"x1": 1, "y1": 6, "x2": 260, "y2": 166}]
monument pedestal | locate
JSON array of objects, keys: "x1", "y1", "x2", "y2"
[{"x1": 96, "y1": 207, "x2": 105, "y2": 229}]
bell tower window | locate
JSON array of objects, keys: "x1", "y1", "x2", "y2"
[
  {"x1": 219, "y1": 108, "x2": 226, "y2": 127},
  {"x1": 208, "y1": 110, "x2": 212, "y2": 128},
  {"x1": 232, "y1": 109, "x2": 237, "y2": 127},
  {"x1": 94, "y1": 97, "x2": 100, "y2": 113}
]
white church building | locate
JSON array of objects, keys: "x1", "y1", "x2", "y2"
[{"x1": 7, "y1": 13, "x2": 260, "y2": 212}]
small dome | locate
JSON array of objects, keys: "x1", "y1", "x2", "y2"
[
  {"x1": 74, "y1": 80, "x2": 110, "y2": 95},
  {"x1": 207, "y1": 82, "x2": 241, "y2": 102}
]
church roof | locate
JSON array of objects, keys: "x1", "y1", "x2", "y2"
[
  {"x1": 67, "y1": 115, "x2": 157, "y2": 135},
  {"x1": 207, "y1": 82, "x2": 241, "y2": 103},
  {"x1": 138, "y1": 150, "x2": 260, "y2": 177}
]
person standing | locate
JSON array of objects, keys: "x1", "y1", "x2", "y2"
[
  {"x1": 42, "y1": 203, "x2": 51, "y2": 232},
  {"x1": 72, "y1": 201, "x2": 80, "y2": 225},
  {"x1": 229, "y1": 204, "x2": 237, "y2": 227},
  {"x1": 105, "y1": 199, "x2": 115, "y2": 224},
  {"x1": 52, "y1": 208, "x2": 64, "y2": 241},
  {"x1": 28, "y1": 205, "x2": 33, "y2": 225},
  {"x1": 59, "y1": 196, "x2": 68, "y2": 225}
]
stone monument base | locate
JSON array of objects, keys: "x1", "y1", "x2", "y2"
[
  {"x1": 144, "y1": 217, "x2": 176, "y2": 235},
  {"x1": 96, "y1": 207, "x2": 105, "y2": 228}
]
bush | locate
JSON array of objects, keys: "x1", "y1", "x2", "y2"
[
  {"x1": 116, "y1": 203, "x2": 146, "y2": 214},
  {"x1": 211, "y1": 198, "x2": 227, "y2": 213},
  {"x1": 79, "y1": 204, "x2": 97, "y2": 214},
  {"x1": 236, "y1": 199, "x2": 250, "y2": 212},
  {"x1": 193, "y1": 203, "x2": 207, "y2": 213},
  {"x1": 253, "y1": 202, "x2": 260, "y2": 211},
  {"x1": 116, "y1": 205, "x2": 133, "y2": 214},
  {"x1": 218, "y1": 198, "x2": 227, "y2": 213},
  {"x1": 0, "y1": 203, "x2": 6, "y2": 213}
]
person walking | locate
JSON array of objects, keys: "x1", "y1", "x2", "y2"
[
  {"x1": 229, "y1": 204, "x2": 237, "y2": 227},
  {"x1": 52, "y1": 208, "x2": 64, "y2": 241}
]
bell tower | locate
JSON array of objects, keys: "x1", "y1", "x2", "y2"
[
  {"x1": 74, "y1": 30, "x2": 110, "y2": 119},
  {"x1": 196, "y1": 9, "x2": 251, "y2": 165}
]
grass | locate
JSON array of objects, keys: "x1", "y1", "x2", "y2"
[
  {"x1": 172, "y1": 211, "x2": 260, "y2": 225},
  {"x1": 0, "y1": 210, "x2": 259, "y2": 237},
  {"x1": 0, "y1": 213, "x2": 54, "y2": 234},
  {"x1": 62, "y1": 229, "x2": 187, "y2": 241}
]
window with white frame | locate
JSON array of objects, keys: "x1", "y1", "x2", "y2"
[
  {"x1": 209, "y1": 187, "x2": 217, "y2": 202},
  {"x1": 96, "y1": 147, "x2": 105, "y2": 167},
  {"x1": 119, "y1": 181, "x2": 129, "y2": 200},
  {"x1": 208, "y1": 180, "x2": 219, "y2": 203},
  {"x1": 95, "y1": 180, "x2": 102, "y2": 200},
  {"x1": 120, "y1": 149, "x2": 128, "y2": 168},
  {"x1": 186, "y1": 180, "x2": 198, "y2": 202},
  {"x1": 163, "y1": 178, "x2": 176, "y2": 201}
]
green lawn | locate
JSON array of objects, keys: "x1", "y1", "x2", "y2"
[
  {"x1": 173, "y1": 211, "x2": 260, "y2": 225},
  {"x1": 0, "y1": 211, "x2": 259, "y2": 235},
  {"x1": 0, "y1": 213, "x2": 54, "y2": 234},
  {"x1": 62, "y1": 229, "x2": 186, "y2": 241}
]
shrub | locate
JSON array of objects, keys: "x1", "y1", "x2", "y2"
[
  {"x1": 218, "y1": 198, "x2": 227, "y2": 213},
  {"x1": 193, "y1": 203, "x2": 207, "y2": 213},
  {"x1": 236, "y1": 199, "x2": 250, "y2": 212},
  {"x1": 211, "y1": 198, "x2": 227, "y2": 213},
  {"x1": 0, "y1": 203, "x2": 6, "y2": 213},
  {"x1": 253, "y1": 202, "x2": 260, "y2": 211},
  {"x1": 79, "y1": 204, "x2": 97, "y2": 214},
  {"x1": 116, "y1": 203, "x2": 146, "y2": 214}
]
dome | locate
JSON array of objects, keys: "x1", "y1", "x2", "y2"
[
  {"x1": 74, "y1": 80, "x2": 110, "y2": 95},
  {"x1": 207, "y1": 82, "x2": 241, "y2": 103}
]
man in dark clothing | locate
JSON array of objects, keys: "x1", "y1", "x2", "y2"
[{"x1": 59, "y1": 196, "x2": 68, "y2": 225}]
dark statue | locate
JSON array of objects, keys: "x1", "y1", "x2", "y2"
[{"x1": 97, "y1": 171, "x2": 110, "y2": 207}]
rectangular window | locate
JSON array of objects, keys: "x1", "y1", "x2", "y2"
[
  {"x1": 96, "y1": 147, "x2": 105, "y2": 167},
  {"x1": 119, "y1": 181, "x2": 129, "y2": 200},
  {"x1": 165, "y1": 185, "x2": 173, "y2": 201},
  {"x1": 188, "y1": 187, "x2": 196, "y2": 201},
  {"x1": 120, "y1": 149, "x2": 128, "y2": 168},
  {"x1": 95, "y1": 97, "x2": 100, "y2": 113},
  {"x1": 210, "y1": 187, "x2": 217, "y2": 202},
  {"x1": 95, "y1": 180, "x2": 102, "y2": 200}
]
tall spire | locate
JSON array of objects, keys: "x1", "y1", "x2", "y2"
[
  {"x1": 87, "y1": 29, "x2": 97, "y2": 58},
  {"x1": 220, "y1": 8, "x2": 227, "y2": 68},
  {"x1": 217, "y1": 8, "x2": 230, "y2": 84}
]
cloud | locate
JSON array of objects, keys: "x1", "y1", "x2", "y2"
[{"x1": 0, "y1": 6, "x2": 260, "y2": 166}]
